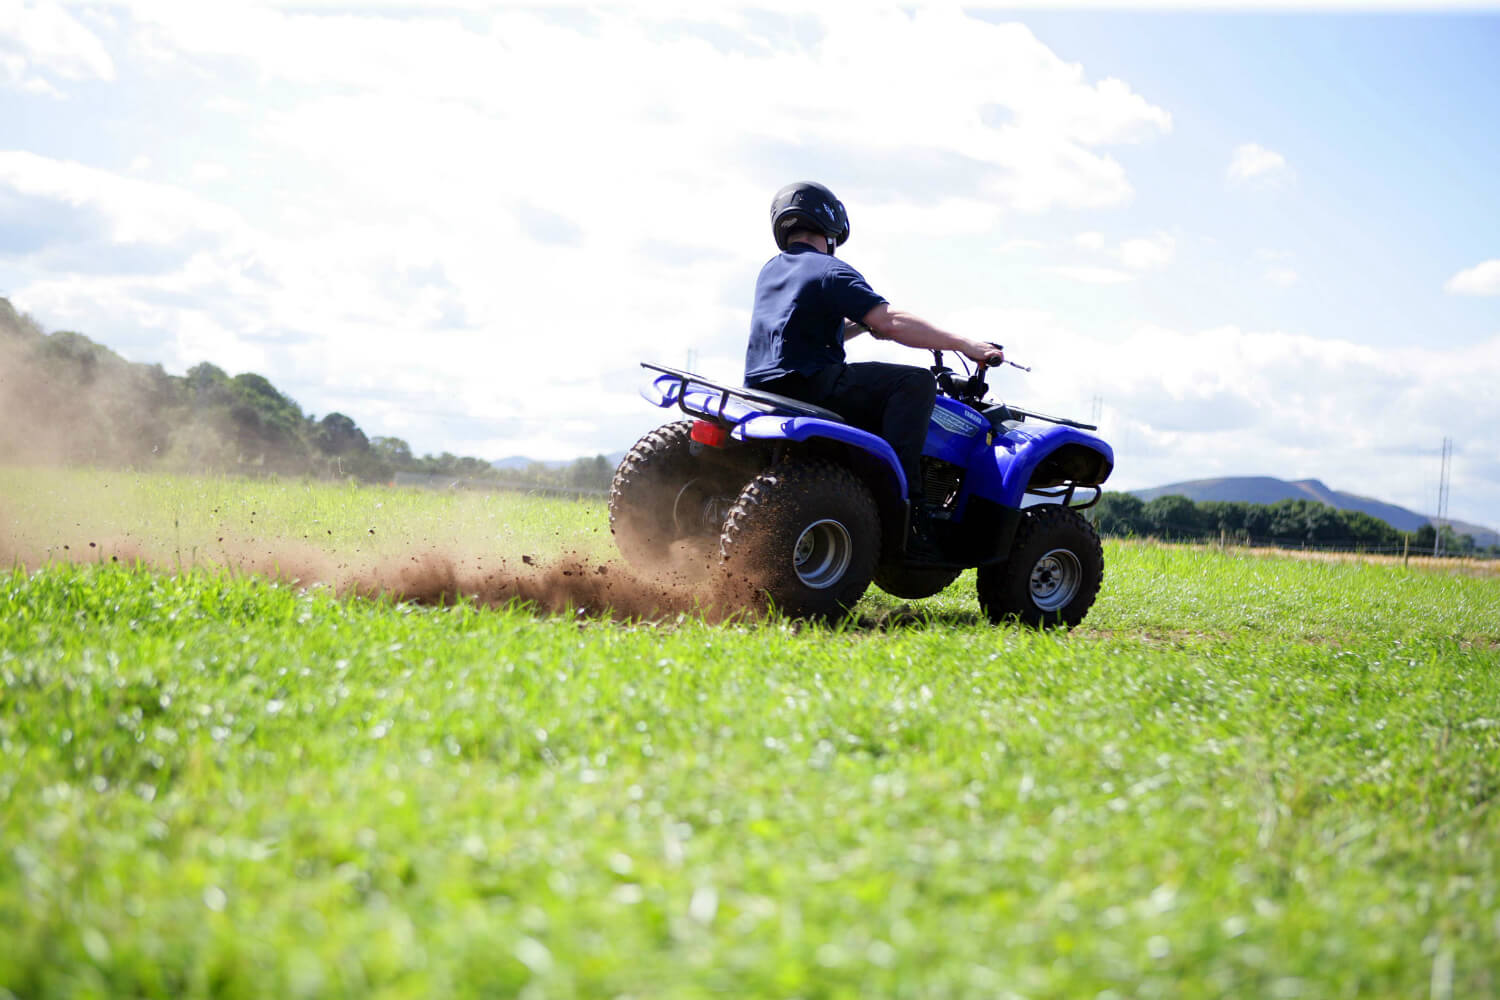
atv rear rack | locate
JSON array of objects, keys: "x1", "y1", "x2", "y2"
[{"x1": 640, "y1": 363, "x2": 845, "y2": 426}]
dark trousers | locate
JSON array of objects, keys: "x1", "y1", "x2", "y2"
[{"x1": 759, "y1": 362, "x2": 937, "y2": 503}]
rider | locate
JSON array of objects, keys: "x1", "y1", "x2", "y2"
[{"x1": 744, "y1": 181, "x2": 1004, "y2": 555}]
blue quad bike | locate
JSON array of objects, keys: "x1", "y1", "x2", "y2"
[{"x1": 609, "y1": 350, "x2": 1115, "y2": 626}]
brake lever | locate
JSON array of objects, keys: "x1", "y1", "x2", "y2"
[{"x1": 984, "y1": 342, "x2": 1031, "y2": 373}]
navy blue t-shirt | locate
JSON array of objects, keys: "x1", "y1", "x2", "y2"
[{"x1": 744, "y1": 244, "x2": 887, "y2": 386}]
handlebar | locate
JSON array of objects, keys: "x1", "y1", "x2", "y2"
[
  {"x1": 981, "y1": 343, "x2": 1031, "y2": 372},
  {"x1": 928, "y1": 343, "x2": 1031, "y2": 406}
]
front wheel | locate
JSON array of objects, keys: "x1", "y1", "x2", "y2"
[
  {"x1": 977, "y1": 504, "x2": 1103, "y2": 628},
  {"x1": 718, "y1": 461, "x2": 879, "y2": 619}
]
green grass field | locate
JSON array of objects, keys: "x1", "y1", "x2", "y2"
[{"x1": 3, "y1": 467, "x2": 1499, "y2": 998}]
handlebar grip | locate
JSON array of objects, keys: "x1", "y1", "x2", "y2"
[{"x1": 982, "y1": 342, "x2": 1004, "y2": 367}]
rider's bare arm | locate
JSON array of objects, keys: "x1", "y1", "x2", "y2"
[
  {"x1": 859, "y1": 303, "x2": 1003, "y2": 365},
  {"x1": 842, "y1": 319, "x2": 871, "y2": 341}
]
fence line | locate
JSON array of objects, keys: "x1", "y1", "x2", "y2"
[
  {"x1": 1107, "y1": 531, "x2": 1498, "y2": 561},
  {"x1": 391, "y1": 472, "x2": 608, "y2": 498}
]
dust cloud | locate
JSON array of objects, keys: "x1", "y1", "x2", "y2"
[
  {"x1": 0, "y1": 305, "x2": 177, "y2": 468},
  {"x1": 0, "y1": 303, "x2": 766, "y2": 622},
  {"x1": 0, "y1": 502, "x2": 762, "y2": 623}
]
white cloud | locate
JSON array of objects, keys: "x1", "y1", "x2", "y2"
[
  {"x1": 0, "y1": 151, "x2": 246, "y2": 250},
  {"x1": 1053, "y1": 231, "x2": 1174, "y2": 283},
  {"x1": 940, "y1": 313, "x2": 1500, "y2": 528},
  {"x1": 131, "y1": 7, "x2": 1172, "y2": 216},
  {"x1": 1444, "y1": 259, "x2": 1500, "y2": 296},
  {"x1": 1117, "y1": 234, "x2": 1175, "y2": 271},
  {"x1": 1254, "y1": 248, "x2": 1298, "y2": 285},
  {"x1": 1228, "y1": 142, "x2": 1288, "y2": 183},
  {"x1": 2, "y1": 8, "x2": 1178, "y2": 463},
  {"x1": 1048, "y1": 266, "x2": 1134, "y2": 285},
  {"x1": 0, "y1": 1, "x2": 114, "y2": 91}
]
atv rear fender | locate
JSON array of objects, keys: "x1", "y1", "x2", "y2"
[{"x1": 733, "y1": 414, "x2": 907, "y2": 500}]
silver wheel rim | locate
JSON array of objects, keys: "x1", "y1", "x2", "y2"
[
  {"x1": 671, "y1": 479, "x2": 703, "y2": 534},
  {"x1": 792, "y1": 519, "x2": 853, "y2": 589},
  {"x1": 1029, "y1": 547, "x2": 1082, "y2": 611}
]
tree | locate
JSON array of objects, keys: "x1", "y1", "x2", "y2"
[
  {"x1": 225, "y1": 372, "x2": 306, "y2": 467},
  {"x1": 1340, "y1": 510, "x2": 1402, "y2": 549},
  {"x1": 187, "y1": 362, "x2": 230, "y2": 401},
  {"x1": 1267, "y1": 499, "x2": 1315, "y2": 542},
  {"x1": 568, "y1": 455, "x2": 613, "y2": 490},
  {"x1": 1303, "y1": 503, "x2": 1344, "y2": 544},
  {"x1": 1446, "y1": 528, "x2": 1476, "y2": 556},
  {"x1": 0, "y1": 297, "x2": 43, "y2": 345},
  {"x1": 38, "y1": 331, "x2": 107, "y2": 383},
  {"x1": 1143, "y1": 494, "x2": 1209, "y2": 540},
  {"x1": 372, "y1": 436, "x2": 414, "y2": 468},
  {"x1": 1093, "y1": 492, "x2": 1147, "y2": 537},
  {"x1": 1200, "y1": 501, "x2": 1251, "y2": 541},
  {"x1": 314, "y1": 412, "x2": 369, "y2": 456}
]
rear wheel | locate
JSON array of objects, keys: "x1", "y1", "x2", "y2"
[
  {"x1": 609, "y1": 421, "x2": 731, "y2": 576},
  {"x1": 719, "y1": 461, "x2": 879, "y2": 619},
  {"x1": 977, "y1": 504, "x2": 1103, "y2": 628}
]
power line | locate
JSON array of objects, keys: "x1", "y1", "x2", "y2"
[{"x1": 1434, "y1": 436, "x2": 1452, "y2": 557}]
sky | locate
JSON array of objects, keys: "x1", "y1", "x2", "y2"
[{"x1": 2, "y1": 3, "x2": 1498, "y2": 531}]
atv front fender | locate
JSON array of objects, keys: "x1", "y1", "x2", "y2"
[
  {"x1": 965, "y1": 424, "x2": 1114, "y2": 508},
  {"x1": 733, "y1": 414, "x2": 908, "y2": 499}
]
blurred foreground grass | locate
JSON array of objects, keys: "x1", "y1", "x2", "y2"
[{"x1": 2, "y1": 466, "x2": 1499, "y2": 998}]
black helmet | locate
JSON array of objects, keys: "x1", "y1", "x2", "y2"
[{"x1": 770, "y1": 181, "x2": 850, "y2": 252}]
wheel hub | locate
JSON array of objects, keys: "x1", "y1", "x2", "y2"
[
  {"x1": 1029, "y1": 547, "x2": 1082, "y2": 611},
  {"x1": 673, "y1": 479, "x2": 734, "y2": 535},
  {"x1": 792, "y1": 519, "x2": 853, "y2": 590}
]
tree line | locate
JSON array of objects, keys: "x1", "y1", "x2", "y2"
[
  {"x1": 0, "y1": 298, "x2": 614, "y2": 490},
  {"x1": 1092, "y1": 492, "x2": 1497, "y2": 557}
]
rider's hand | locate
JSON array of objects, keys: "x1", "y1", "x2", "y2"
[{"x1": 962, "y1": 341, "x2": 1004, "y2": 367}]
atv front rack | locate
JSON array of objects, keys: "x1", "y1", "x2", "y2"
[
  {"x1": 984, "y1": 403, "x2": 1097, "y2": 432},
  {"x1": 1027, "y1": 482, "x2": 1104, "y2": 510},
  {"x1": 640, "y1": 363, "x2": 846, "y2": 426}
]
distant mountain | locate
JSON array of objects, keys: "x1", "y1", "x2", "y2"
[
  {"x1": 1131, "y1": 476, "x2": 1498, "y2": 547},
  {"x1": 493, "y1": 451, "x2": 627, "y2": 472},
  {"x1": 492, "y1": 456, "x2": 570, "y2": 471}
]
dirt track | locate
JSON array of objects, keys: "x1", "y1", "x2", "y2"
[{"x1": 0, "y1": 508, "x2": 764, "y2": 622}]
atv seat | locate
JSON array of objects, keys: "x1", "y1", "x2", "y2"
[{"x1": 735, "y1": 386, "x2": 846, "y2": 424}]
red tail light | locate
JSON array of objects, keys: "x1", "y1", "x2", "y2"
[{"x1": 690, "y1": 420, "x2": 731, "y2": 447}]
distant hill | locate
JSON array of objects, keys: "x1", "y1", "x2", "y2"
[
  {"x1": 0, "y1": 295, "x2": 500, "y2": 484},
  {"x1": 494, "y1": 451, "x2": 626, "y2": 472},
  {"x1": 493, "y1": 456, "x2": 570, "y2": 471},
  {"x1": 1132, "y1": 476, "x2": 1498, "y2": 547}
]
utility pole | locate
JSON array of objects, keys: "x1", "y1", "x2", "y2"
[
  {"x1": 1434, "y1": 436, "x2": 1452, "y2": 557},
  {"x1": 685, "y1": 348, "x2": 698, "y2": 373},
  {"x1": 1090, "y1": 394, "x2": 1103, "y2": 426}
]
